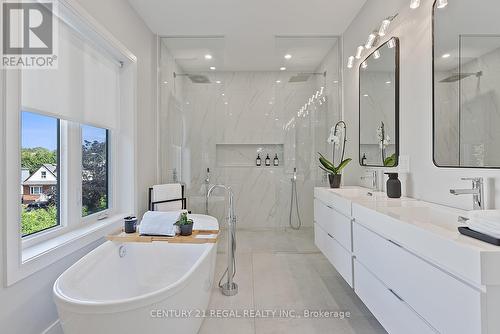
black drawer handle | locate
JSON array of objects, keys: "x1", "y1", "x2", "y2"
[
  {"x1": 389, "y1": 288, "x2": 404, "y2": 302},
  {"x1": 327, "y1": 233, "x2": 334, "y2": 239}
]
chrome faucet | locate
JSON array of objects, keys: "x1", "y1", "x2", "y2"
[
  {"x1": 360, "y1": 170, "x2": 379, "y2": 191},
  {"x1": 207, "y1": 184, "x2": 238, "y2": 296},
  {"x1": 450, "y1": 177, "x2": 484, "y2": 210}
]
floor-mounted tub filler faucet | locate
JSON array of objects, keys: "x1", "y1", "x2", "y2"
[
  {"x1": 207, "y1": 184, "x2": 238, "y2": 296},
  {"x1": 205, "y1": 168, "x2": 210, "y2": 215},
  {"x1": 450, "y1": 177, "x2": 484, "y2": 210}
]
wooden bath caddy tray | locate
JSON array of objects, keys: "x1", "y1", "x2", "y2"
[{"x1": 107, "y1": 229, "x2": 219, "y2": 244}]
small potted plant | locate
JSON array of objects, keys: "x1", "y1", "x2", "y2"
[
  {"x1": 175, "y1": 212, "x2": 194, "y2": 236},
  {"x1": 320, "y1": 120, "x2": 352, "y2": 188},
  {"x1": 319, "y1": 153, "x2": 352, "y2": 188}
]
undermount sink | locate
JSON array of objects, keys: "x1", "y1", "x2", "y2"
[
  {"x1": 328, "y1": 186, "x2": 384, "y2": 199},
  {"x1": 383, "y1": 205, "x2": 467, "y2": 232}
]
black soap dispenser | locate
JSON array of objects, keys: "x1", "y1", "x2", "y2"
[
  {"x1": 385, "y1": 173, "x2": 401, "y2": 198},
  {"x1": 361, "y1": 154, "x2": 367, "y2": 166},
  {"x1": 265, "y1": 154, "x2": 271, "y2": 166},
  {"x1": 256, "y1": 154, "x2": 261, "y2": 166},
  {"x1": 273, "y1": 154, "x2": 279, "y2": 166}
]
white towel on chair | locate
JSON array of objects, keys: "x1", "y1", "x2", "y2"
[
  {"x1": 138, "y1": 210, "x2": 185, "y2": 236},
  {"x1": 152, "y1": 184, "x2": 183, "y2": 211}
]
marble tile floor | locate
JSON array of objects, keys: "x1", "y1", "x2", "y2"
[{"x1": 199, "y1": 227, "x2": 387, "y2": 334}]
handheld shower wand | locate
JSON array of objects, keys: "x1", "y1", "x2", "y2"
[{"x1": 207, "y1": 184, "x2": 238, "y2": 296}]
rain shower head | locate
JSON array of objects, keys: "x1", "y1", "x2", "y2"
[
  {"x1": 440, "y1": 71, "x2": 483, "y2": 83},
  {"x1": 174, "y1": 72, "x2": 212, "y2": 84},
  {"x1": 288, "y1": 71, "x2": 326, "y2": 83}
]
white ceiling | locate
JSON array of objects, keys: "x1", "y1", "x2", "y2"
[{"x1": 127, "y1": 0, "x2": 367, "y2": 71}]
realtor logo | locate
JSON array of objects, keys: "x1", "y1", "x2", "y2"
[{"x1": 2, "y1": 0, "x2": 58, "y2": 68}]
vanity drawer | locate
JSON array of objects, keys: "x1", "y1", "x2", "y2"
[
  {"x1": 315, "y1": 223, "x2": 353, "y2": 287},
  {"x1": 354, "y1": 259, "x2": 437, "y2": 334},
  {"x1": 314, "y1": 199, "x2": 352, "y2": 251},
  {"x1": 353, "y1": 222, "x2": 482, "y2": 334}
]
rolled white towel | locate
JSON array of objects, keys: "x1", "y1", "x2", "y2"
[{"x1": 138, "y1": 210, "x2": 185, "y2": 236}]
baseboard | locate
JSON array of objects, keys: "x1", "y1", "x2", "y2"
[{"x1": 41, "y1": 319, "x2": 63, "y2": 334}]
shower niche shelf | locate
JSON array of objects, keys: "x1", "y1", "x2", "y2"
[{"x1": 216, "y1": 143, "x2": 284, "y2": 167}]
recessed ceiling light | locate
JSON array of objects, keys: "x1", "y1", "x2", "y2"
[
  {"x1": 204, "y1": 54, "x2": 213, "y2": 60},
  {"x1": 221, "y1": 93, "x2": 225, "y2": 96},
  {"x1": 363, "y1": 94, "x2": 369, "y2": 97},
  {"x1": 386, "y1": 81, "x2": 391, "y2": 84},
  {"x1": 209, "y1": 66, "x2": 216, "y2": 70},
  {"x1": 276, "y1": 80, "x2": 281, "y2": 83},
  {"x1": 163, "y1": 81, "x2": 168, "y2": 84},
  {"x1": 441, "y1": 53, "x2": 451, "y2": 58},
  {"x1": 275, "y1": 118, "x2": 279, "y2": 121},
  {"x1": 284, "y1": 54, "x2": 292, "y2": 60},
  {"x1": 280, "y1": 67, "x2": 286, "y2": 71},
  {"x1": 215, "y1": 80, "x2": 222, "y2": 84},
  {"x1": 333, "y1": 80, "x2": 339, "y2": 84},
  {"x1": 224, "y1": 101, "x2": 228, "y2": 105}
]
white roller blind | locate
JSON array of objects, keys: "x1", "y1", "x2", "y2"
[{"x1": 21, "y1": 20, "x2": 120, "y2": 129}]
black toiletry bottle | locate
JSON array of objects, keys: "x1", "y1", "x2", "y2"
[
  {"x1": 256, "y1": 154, "x2": 261, "y2": 166},
  {"x1": 273, "y1": 154, "x2": 279, "y2": 166},
  {"x1": 361, "y1": 154, "x2": 367, "y2": 166},
  {"x1": 385, "y1": 173, "x2": 401, "y2": 198},
  {"x1": 265, "y1": 154, "x2": 271, "y2": 166}
]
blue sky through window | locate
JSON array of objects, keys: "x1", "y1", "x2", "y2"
[{"x1": 22, "y1": 111, "x2": 58, "y2": 150}]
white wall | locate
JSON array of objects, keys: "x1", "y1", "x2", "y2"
[
  {"x1": 0, "y1": 2, "x2": 157, "y2": 333},
  {"x1": 343, "y1": 0, "x2": 500, "y2": 210}
]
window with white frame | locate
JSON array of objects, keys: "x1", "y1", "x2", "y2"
[
  {"x1": 3, "y1": 2, "x2": 136, "y2": 286},
  {"x1": 29, "y1": 186, "x2": 42, "y2": 195}
]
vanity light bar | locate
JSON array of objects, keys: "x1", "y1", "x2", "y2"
[{"x1": 410, "y1": 0, "x2": 421, "y2": 9}]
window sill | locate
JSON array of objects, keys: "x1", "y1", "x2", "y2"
[{"x1": 7, "y1": 214, "x2": 125, "y2": 285}]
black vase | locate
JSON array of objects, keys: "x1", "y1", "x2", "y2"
[
  {"x1": 385, "y1": 173, "x2": 401, "y2": 198},
  {"x1": 328, "y1": 174, "x2": 342, "y2": 188},
  {"x1": 180, "y1": 223, "x2": 193, "y2": 236}
]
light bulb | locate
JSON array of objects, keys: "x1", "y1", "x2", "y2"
[
  {"x1": 361, "y1": 61, "x2": 368, "y2": 69},
  {"x1": 355, "y1": 46, "x2": 364, "y2": 59},
  {"x1": 378, "y1": 19, "x2": 391, "y2": 37},
  {"x1": 373, "y1": 50, "x2": 381, "y2": 59},
  {"x1": 347, "y1": 56, "x2": 355, "y2": 69},
  {"x1": 410, "y1": 0, "x2": 421, "y2": 9},
  {"x1": 365, "y1": 32, "x2": 378, "y2": 49},
  {"x1": 388, "y1": 38, "x2": 396, "y2": 49}
]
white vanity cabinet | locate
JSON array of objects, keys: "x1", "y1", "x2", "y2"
[
  {"x1": 313, "y1": 189, "x2": 354, "y2": 287},
  {"x1": 314, "y1": 187, "x2": 500, "y2": 334}
]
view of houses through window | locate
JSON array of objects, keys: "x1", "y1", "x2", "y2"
[{"x1": 21, "y1": 112, "x2": 59, "y2": 236}]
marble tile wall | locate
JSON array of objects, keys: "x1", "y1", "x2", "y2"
[{"x1": 160, "y1": 45, "x2": 341, "y2": 230}]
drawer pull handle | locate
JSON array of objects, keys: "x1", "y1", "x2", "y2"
[
  {"x1": 327, "y1": 233, "x2": 334, "y2": 239},
  {"x1": 388, "y1": 239, "x2": 402, "y2": 248},
  {"x1": 389, "y1": 288, "x2": 404, "y2": 302}
]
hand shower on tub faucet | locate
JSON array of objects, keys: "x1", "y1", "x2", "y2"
[{"x1": 207, "y1": 184, "x2": 238, "y2": 296}]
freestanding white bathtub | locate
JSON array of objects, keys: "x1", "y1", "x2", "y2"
[{"x1": 53, "y1": 214, "x2": 218, "y2": 334}]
